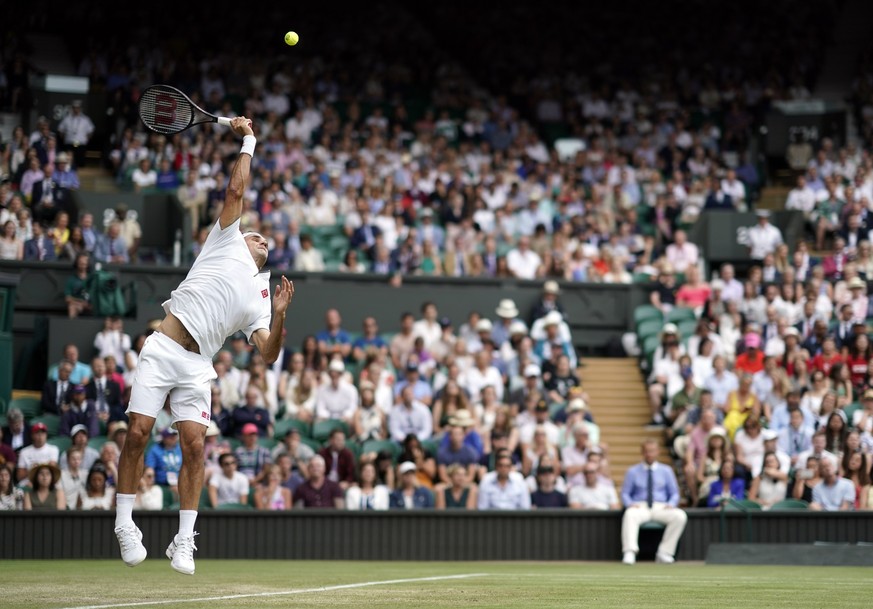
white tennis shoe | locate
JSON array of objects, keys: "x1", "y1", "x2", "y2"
[
  {"x1": 115, "y1": 524, "x2": 147, "y2": 566},
  {"x1": 166, "y1": 532, "x2": 198, "y2": 575}
]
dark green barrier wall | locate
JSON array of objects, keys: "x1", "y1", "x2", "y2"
[
  {"x1": 2, "y1": 260, "x2": 650, "y2": 388},
  {"x1": 1, "y1": 510, "x2": 870, "y2": 561}
]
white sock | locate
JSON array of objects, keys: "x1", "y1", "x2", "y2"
[
  {"x1": 115, "y1": 494, "x2": 136, "y2": 528},
  {"x1": 178, "y1": 510, "x2": 198, "y2": 538}
]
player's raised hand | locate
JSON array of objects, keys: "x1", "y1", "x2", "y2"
[{"x1": 273, "y1": 276, "x2": 294, "y2": 316}]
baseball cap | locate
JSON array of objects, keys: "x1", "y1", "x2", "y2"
[
  {"x1": 71, "y1": 384, "x2": 86, "y2": 393},
  {"x1": 398, "y1": 461, "x2": 417, "y2": 475},
  {"x1": 70, "y1": 424, "x2": 89, "y2": 437},
  {"x1": 31, "y1": 422, "x2": 48, "y2": 433},
  {"x1": 543, "y1": 280, "x2": 560, "y2": 295},
  {"x1": 762, "y1": 429, "x2": 778, "y2": 441},
  {"x1": 241, "y1": 423, "x2": 259, "y2": 435},
  {"x1": 475, "y1": 318, "x2": 493, "y2": 332},
  {"x1": 744, "y1": 332, "x2": 762, "y2": 349},
  {"x1": 543, "y1": 311, "x2": 563, "y2": 327},
  {"x1": 524, "y1": 364, "x2": 541, "y2": 378},
  {"x1": 534, "y1": 399, "x2": 549, "y2": 412},
  {"x1": 509, "y1": 320, "x2": 528, "y2": 335},
  {"x1": 567, "y1": 398, "x2": 587, "y2": 412},
  {"x1": 439, "y1": 316, "x2": 452, "y2": 328},
  {"x1": 161, "y1": 427, "x2": 179, "y2": 437},
  {"x1": 328, "y1": 359, "x2": 345, "y2": 373}
]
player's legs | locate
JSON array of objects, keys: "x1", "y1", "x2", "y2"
[
  {"x1": 116, "y1": 412, "x2": 156, "y2": 495},
  {"x1": 166, "y1": 379, "x2": 212, "y2": 576}
]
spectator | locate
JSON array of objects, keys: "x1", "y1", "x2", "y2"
[
  {"x1": 649, "y1": 264, "x2": 678, "y2": 314},
  {"x1": 674, "y1": 265, "x2": 711, "y2": 312},
  {"x1": 23, "y1": 221, "x2": 57, "y2": 261},
  {"x1": 530, "y1": 462, "x2": 569, "y2": 508},
  {"x1": 529, "y1": 280, "x2": 565, "y2": 326},
  {"x1": 505, "y1": 235, "x2": 542, "y2": 280},
  {"x1": 746, "y1": 210, "x2": 783, "y2": 261},
  {"x1": 60, "y1": 424, "x2": 101, "y2": 473},
  {"x1": 620, "y1": 439, "x2": 687, "y2": 564},
  {"x1": 345, "y1": 461, "x2": 390, "y2": 510},
  {"x1": 389, "y1": 461, "x2": 435, "y2": 509},
  {"x1": 23, "y1": 463, "x2": 66, "y2": 510},
  {"x1": 58, "y1": 385, "x2": 100, "y2": 438},
  {"x1": 318, "y1": 428, "x2": 357, "y2": 490},
  {"x1": 85, "y1": 355, "x2": 124, "y2": 424},
  {"x1": 436, "y1": 423, "x2": 480, "y2": 485},
  {"x1": 568, "y1": 462, "x2": 620, "y2": 510},
  {"x1": 294, "y1": 233, "x2": 325, "y2": 271},
  {"x1": 293, "y1": 454, "x2": 344, "y2": 508},
  {"x1": 253, "y1": 464, "x2": 292, "y2": 510},
  {"x1": 350, "y1": 316, "x2": 389, "y2": 364},
  {"x1": 664, "y1": 229, "x2": 699, "y2": 274},
  {"x1": 389, "y1": 312, "x2": 417, "y2": 370},
  {"x1": 144, "y1": 427, "x2": 182, "y2": 490},
  {"x1": 389, "y1": 385, "x2": 433, "y2": 443},
  {"x1": 231, "y1": 387, "x2": 273, "y2": 438},
  {"x1": 92, "y1": 221, "x2": 129, "y2": 264},
  {"x1": 78, "y1": 462, "x2": 115, "y2": 510},
  {"x1": 810, "y1": 456, "x2": 856, "y2": 511},
  {"x1": 0, "y1": 219, "x2": 23, "y2": 260},
  {"x1": 59, "y1": 446, "x2": 87, "y2": 509},
  {"x1": 314, "y1": 359, "x2": 359, "y2": 425},
  {"x1": 234, "y1": 423, "x2": 272, "y2": 484},
  {"x1": 270, "y1": 427, "x2": 314, "y2": 476},
  {"x1": 477, "y1": 452, "x2": 531, "y2": 510},
  {"x1": 748, "y1": 451, "x2": 788, "y2": 508},
  {"x1": 316, "y1": 308, "x2": 352, "y2": 361},
  {"x1": 435, "y1": 462, "x2": 478, "y2": 510},
  {"x1": 412, "y1": 301, "x2": 443, "y2": 352},
  {"x1": 0, "y1": 462, "x2": 24, "y2": 510},
  {"x1": 134, "y1": 467, "x2": 164, "y2": 511},
  {"x1": 705, "y1": 458, "x2": 745, "y2": 508}
]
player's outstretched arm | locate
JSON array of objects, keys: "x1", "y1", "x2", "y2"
[
  {"x1": 219, "y1": 117, "x2": 256, "y2": 230},
  {"x1": 252, "y1": 276, "x2": 294, "y2": 364}
]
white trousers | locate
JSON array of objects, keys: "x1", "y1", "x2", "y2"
[{"x1": 621, "y1": 503, "x2": 688, "y2": 557}]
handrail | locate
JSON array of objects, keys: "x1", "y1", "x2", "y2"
[{"x1": 718, "y1": 497, "x2": 756, "y2": 543}]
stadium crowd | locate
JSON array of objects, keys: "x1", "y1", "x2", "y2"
[{"x1": 0, "y1": 0, "x2": 869, "y2": 520}]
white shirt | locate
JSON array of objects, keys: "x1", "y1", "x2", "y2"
[
  {"x1": 18, "y1": 443, "x2": 60, "y2": 472},
  {"x1": 209, "y1": 470, "x2": 250, "y2": 505},
  {"x1": 412, "y1": 319, "x2": 442, "y2": 351},
  {"x1": 747, "y1": 223, "x2": 783, "y2": 260},
  {"x1": 506, "y1": 248, "x2": 542, "y2": 280},
  {"x1": 164, "y1": 219, "x2": 271, "y2": 359},
  {"x1": 94, "y1": 330, "x2": 132, "y2": 371},
  {"x1": 461, "y1": 365, "x2": 505, "y2": 404},
  {"x1": 785, "y1": 186, "x2": 816, "y2": 215},
  {"x1": 314, "y1": 382, "x2": 359, "y2": 421},
  {"x1": 665, "y1": 242, "x2": 699, "y2": 273},
  {"x1": 568, "y1": 482, "x2": 619, "y2": 509}
]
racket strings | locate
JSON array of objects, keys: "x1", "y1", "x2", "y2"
[{"x1": 139, "y1": 87, "x2": 193, "y2": 135}]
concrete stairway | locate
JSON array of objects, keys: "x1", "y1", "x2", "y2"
[{"x1": 580, "y1": 357, "x2": 670, "y2": 491}]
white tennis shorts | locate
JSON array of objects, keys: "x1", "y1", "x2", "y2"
[{"x1": 127, "y1": 331, "x2": 217, "y2": 427}]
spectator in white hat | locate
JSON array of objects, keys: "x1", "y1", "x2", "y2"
[
  {"x1": 532, "y1": 311, "x2": 577, "y2": 370},
  {"x1": 492, "y1": 298, "x2": 521, "y2": 348},
  {"x1": 529, "y1": 279, "x2": 565, "y2": 325}
]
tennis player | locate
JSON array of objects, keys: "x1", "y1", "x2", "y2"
[{"x1": 114, "y1": 116, "x2": 294, "y2": 575}]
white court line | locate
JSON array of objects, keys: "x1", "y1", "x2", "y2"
[{"x1": 58, "y1": 573, "x2": 489, "y2": 609}]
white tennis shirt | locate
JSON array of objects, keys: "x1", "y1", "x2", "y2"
[{"x1": 163, "y1": 219, "x2": 272, "y2": 359}]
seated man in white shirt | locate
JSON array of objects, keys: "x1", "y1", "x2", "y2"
[
  {"x1": 314, "y1": 359, "x2": 359, "y2": 426},
  {"x1": 664, "y1": 229, "x2": 699, "y2": 274},
  {"x1": 568, "y1": 463, "x2": 620, "y2": 510}
]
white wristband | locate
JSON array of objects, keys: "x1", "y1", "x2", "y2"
[{"x1": 240, "y1": 135, "x2": 256, "y2": 157}]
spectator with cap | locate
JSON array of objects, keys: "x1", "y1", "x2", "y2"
[
  {"x1": 555, "y1": 394, "x2": 600, "y2": 446},
  {"x1": 532, "y1": 311, "x2": 577, "y2": 372},
  {"x1": 492, "y1": 298, "x2": 521, "y2": 348},
  {"x1": 53, "y1": 151, "x2": 80, "y2": 190},
  {"x1": 436, "y1": 420, "x2": 480, "y2": 485},
  {"x1": 15, "y1": 421, "x2": 60, "y2": 484},
  {"x1": 144, "y1": 427, "x2": 182, "y2": 489},
  {"x1": 735, "y1": 333, "x2": 766, "y2": 375},
  {"x1": 746, "y1": 209, "x2": 783, "y2": 261},
  {"x1": 438, "y1": 408, "x2": 485, "y2": 461},
  {"x1": 234, "y1": 423, "x2": 272, "y2": 484},
  {"x1": 389, "y1": 461, "x2": 435, "y2": 509},
  {"x1": 530, "y1": 460, "x2": 569, "y2": 508},
  {"x1": 58, "y1": 384, "x2": 100, "y2": 438},
  {"x1": 315, "y1": 358, "x2": 360, "y2": 425},
  {"x1": 568, "y1": 462, "x2": 621, "y2": 510},
  {"x1": 508, "y1": 363, "x2": 542, "y2": 413},
  {"x1": 394, "y1": 354, "x2": 434, "y2": 407},
  {"x1": 529, "y1": 280, "x2": 565, "y2": 326},
  {"x1": 60, "y1": 424, "x2": 101, "y2": 473}
]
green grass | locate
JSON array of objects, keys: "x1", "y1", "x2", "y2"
[{"x1": 3, "y1": 560, "x2": 872, "y2": 609}]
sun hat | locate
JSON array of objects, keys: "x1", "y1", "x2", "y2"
[{"x1": 495, "y1": 299, "x2": 520, "y2": 319}]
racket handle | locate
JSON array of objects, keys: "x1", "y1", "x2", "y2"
[{"x1": 217, "y1": 117, "x2": 232, "y2": 127}]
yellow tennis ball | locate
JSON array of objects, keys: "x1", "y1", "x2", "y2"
[{"x1": 284, "y1": 31, "x2": 299, "y2": 46}]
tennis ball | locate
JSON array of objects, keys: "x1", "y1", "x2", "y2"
[{"x1": 284, "y1": 31, "x2": 299, "y2": 46}]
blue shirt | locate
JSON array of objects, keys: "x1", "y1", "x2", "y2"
[
  {"x1": 440, "y1": 429, "x2": 484, "y2": 460},
  {"x1": 812, "y1": 478, "x2": 856, "y2": 511},
  {"x1": 48, "y1": 361, "x2": 93, "y2": 384},
  {"x1": 621, "y1": 462, "x2": 681, "y2": 507},
  {"x1": 394, "y1": 378, "x2": 433, "y2": 403},
  {"x1": 477, "y1": 473, "x2": 531, "y2": 510},
  {"x1": 389, "y1": 487, "x2": 434, "y2": 509},
  {"x1": 316, "y1": 329, "x2": 351, "y2": 348},
  {"x1": 436, "y1": 443, "x2": 479, "y2": 467},
  {"x1": 145, "y1": 442, "x2": 183, "y2": 486},
  {"x1": 352, "y1": 335, "x2": 387, "y2": 354}
]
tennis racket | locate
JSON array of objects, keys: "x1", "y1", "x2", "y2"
[{"x1": 138, "y1": 84, "x2": 232, "y2": 135}]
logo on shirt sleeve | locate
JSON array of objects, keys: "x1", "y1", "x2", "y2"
[{"x1": 261, "y1": 289, "x2": 268, "y2": 298}]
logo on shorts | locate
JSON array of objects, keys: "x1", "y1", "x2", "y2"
[
  {"x1": 261, "y1": 289, "x2": 268, "y2": 298},
  {"x1": 201, "y1": 411, "x2": 210, "y2": 421}
]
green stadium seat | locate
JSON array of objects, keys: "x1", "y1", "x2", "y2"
[
  {"x1": 162, "y1": 485, "x2": 178, "y2": 510},
  {"x1": 258, "y1": 437, "x2": 279, "y2": 450},
  {"x1": 361, "y1": 439, "x2": 402, "y2": 463},
  {"x1": 274, "y1": 418, "x2": 312, "y2": 439},
  {"x1": 199, "y1": 485, "x2": 212, "y2": 509},
  {"x1": 300, "y1": 437, "x2": 323, "y2": 452},
  {"x1": 420, "y1": 438, "x2": 440, "y2": 457},
  {"x1": 722, "y1": 498, "x2": 763, "y2": 511},
  {"x1": 47, "y1": 436, "x2": 72, "y2": 453},
  {"x1": 636, "y1": 318, "x2": 665, "y2": 341},
  {"x1": 88, "y1": 435, "x2": 109, "y2": 450},
  {"x1": 312, "y1": 419, "x2": 350, "y2": 443},
  {"x1": 769, "y1": 498, "x2": 809, "y2": 510},
  {"x1": 215, "y1": 502, "x2": 254, "y2": 510},
  {"x1": 666, "y1": 307, "x2": 697, "y2": 325},
  {"x1": 844, "y1": 402, "x2": 861, "y2": 428},
  {"x1": 9, "y1": 396, "x2": 42, "y2": 420},
  {"x1": 634, "y1": 305, "x2": 663, "y2": 326}
]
